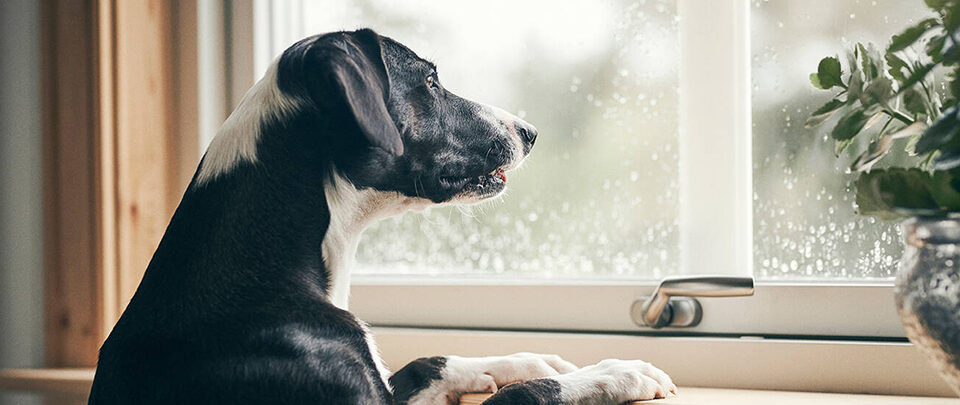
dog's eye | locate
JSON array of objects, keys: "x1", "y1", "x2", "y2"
[{"x1": 425, "y1": 74, "x2": 438, "y2": 89}]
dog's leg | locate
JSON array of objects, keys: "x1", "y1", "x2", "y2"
[
  {"x1": 389, "y1": 352, "x2": 579, "y2": 405},
  {"x1": 481, "y1": 359, "x2": 677, "y2": 404}
]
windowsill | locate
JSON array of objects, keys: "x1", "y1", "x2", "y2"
[
  {"x1": 0, "y1": 368, "x2": 94, "y2": 397},
  {"x1": 1, "y1": 368, "x2": 954, "y2": 404},
  {"x1": 462, "y1": 387, "x2": 957, "y2": 404},
  {"x1": 371, "y1": 327, "x2": 956, "y2": 397}
]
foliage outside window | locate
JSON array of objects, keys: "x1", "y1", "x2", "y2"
[{"x1": 807, "y1": 0, "x2": 960, "y2": 219}]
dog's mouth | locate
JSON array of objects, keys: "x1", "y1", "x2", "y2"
[{"x1": 439, "y1": 166, "x2": 510, "y2": 199}]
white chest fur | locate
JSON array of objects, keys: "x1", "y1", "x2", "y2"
[
  {"x1": 320, "y1": 173, "x2": 430, "y2": 309},
  {"x1": 321, "y1": 173, "x2": 430, "y2": 390}
]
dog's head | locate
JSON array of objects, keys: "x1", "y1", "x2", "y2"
[{"x1": 276, "y1": 28, "x2": 537, "y2": 204}]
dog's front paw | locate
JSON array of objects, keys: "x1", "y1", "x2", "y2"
[
  {"x1": 445, "y1": 353, "x2": 577, "y2": 387},
  {"x1": 554, "y1": 359, "x2": 677, "y2": 402},
  {"x1": 398, "y1": 353, "x2": 579, "y2": 405}
]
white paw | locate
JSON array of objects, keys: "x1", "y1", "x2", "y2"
[
  {"x1": 491, "y1": 352, "x2": 580, "y2": 383},
  {"x1": 450, "y1": 352, "x2": 579, "y2": 387},
  {"x1": 555, "y1": 359, "x2": 677, "y2": 403},
  {"x1": 406, "y1": 353, "x2": 580, "y2": 405}
]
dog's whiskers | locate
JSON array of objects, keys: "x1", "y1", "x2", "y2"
[{"x1": 413, "y1": 176, "x2": 424, "y2": 199}]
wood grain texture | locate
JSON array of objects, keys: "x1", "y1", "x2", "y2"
[
  {"x1": 113, "y1": 0, "x2": 181, "y2": 309},
  {"x1": 41, "y1": 0, "x2": 106, "y2": 368},
  {"x1": 2, "y1": 370, "x2": 954, "y2": 404},
  {"x1": 461, "y1": 387, "x2": 958, "y2": 405},
  {"x1": 0, "y1": 369, "x2": 94, "y2": 397},
  {"x1": 40, "y1": 0, "x2": 199, "y2": 369}
]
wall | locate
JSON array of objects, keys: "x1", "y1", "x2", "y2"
[{"x1": 0, "y1": 0, "x2": 46, "y2": 403}]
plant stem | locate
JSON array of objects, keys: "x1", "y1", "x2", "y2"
[
  {"x1": 920, "y1": 79, "x2": 932, "y2": 100},
  {"x1": 922, "y1": 150, "x2": 938, "y2": 170},
  {"x1": 883, "y1": 108, "x2": 915, "y2": 125},
  {"x1": 878, "y1": 117, "x2": 894, "y2": 136}
]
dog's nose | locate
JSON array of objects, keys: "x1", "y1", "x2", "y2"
[{"x1": 516, "y1": 121, "x2": 538, "y2": 146}]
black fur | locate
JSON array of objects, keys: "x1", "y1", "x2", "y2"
[
  {"x1": 482, "y1": 379, "x2": 563, "y2": 405},
  {"x1": 88, "y1": 28, "x2": 537, "y2": 404},
  {"x1": 388, "y1": 357, "x2": 447, "y2": 404}
]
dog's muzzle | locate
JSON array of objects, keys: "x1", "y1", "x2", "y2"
[{"x1": 484, "y1": 104, "x2": 538, "y2": 167}]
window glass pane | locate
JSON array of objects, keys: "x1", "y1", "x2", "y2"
[
  {"x1": 284, "y1": 0, "x2": 680, "y2": 279},
  {"x1": 751, "y1": 0, "x2": 932, "y2": 279}
]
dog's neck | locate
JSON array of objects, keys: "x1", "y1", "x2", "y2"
[{"x1": 321, "y1": 173, "x2": 429, "y2": 309}]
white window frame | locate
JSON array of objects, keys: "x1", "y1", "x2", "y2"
[{"x1": 217, "y1": 0, "x2": 954, "y2": 395}]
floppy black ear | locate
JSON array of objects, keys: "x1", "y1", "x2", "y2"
[
  {"x1": 279, "y1": 29, "x2": 403, "y2": 155},
  {"x1": 324, "y1": 29, "x2": 404, "y2": 156}
]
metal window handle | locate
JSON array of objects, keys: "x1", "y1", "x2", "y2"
[{"x1": 631, "y1": 276, "x2": 755, "y2": 329}]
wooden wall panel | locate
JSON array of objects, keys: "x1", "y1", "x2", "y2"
[
  {"x1": 113, "y1": 0, "x2": 179, "y2": 308},
  {"x1": 41, "y1": 0, "x2": 198, "y2": 369},
  {"x1": 42, "y1": 0, "x2": 105, "y2": 368}
]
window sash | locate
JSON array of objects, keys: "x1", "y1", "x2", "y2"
[{"x1": 351, "y1": 279, "x2": 905, "y2": 338}]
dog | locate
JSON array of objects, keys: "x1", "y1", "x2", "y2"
[{"x1": 87, "y1": 28, "x2": 676, "y2": 404}]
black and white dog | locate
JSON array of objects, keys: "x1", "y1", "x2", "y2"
[{"x1": 88, "y1": 29, "x2": 676, "y2": 404}]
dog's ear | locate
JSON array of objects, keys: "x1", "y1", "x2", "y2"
[
  {"x1": 279, "y1": 29, "x2": 403, "y2": 156},
  {"x1": 329, "y1": 29, "x2": 403, "y2": 156},
  {"x1": 315, "y1": 29, "x2": 405, "y2": 156}
]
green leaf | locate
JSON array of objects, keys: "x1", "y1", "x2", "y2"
[
  {"x1": 944, "y1": 45, "x2": 960, "y2": 65},
  {"x1": 847, "y1": 48, "x2": 860, "y2": 76},
  {"x1": 888, "y1": 18, "x2": 938, "y2": 53},
  {"x1": 946, "y1": 0, "x2": 960, "y2": 31},
  {"x1": 855, "y1": 168, "x2": 943, "y2": 219},
  {"x1": 850, "y1": 134, "x2": 895, "y2": 172},
  {"x1": 888, "y1": 121, "x2": 929, "y2": 139},
  {"x1": 951, "y1": 74, "x2": 960, "y2": 100},
  {"x1": 858, "y1": 43, "x2": 880, "y2": 80},
  {"x1": 886, "y1": 52, "x2": 909, "y2": 81},
  {"x1": 925, "y1": 0, "x2": 947, "y2": 10},
  {"x1": 927, "y1": 34, "x2": 948, "y2": 63},
  {"x1": 898, "y1": 62, "x2": 937, "y2": 92},
  {"x1": 931, "y1": 170, "x2": 960, "y2": 210},
  {"x1": 805, "y1": 98, "x2": 845, "y2": 128},
  {"x1": 809, "y1": 73, "x2": 824, "y2": 89},
  {"x1": 907, "y1": 133, "x2": 922, "y2": 155},
  {"x1": 917, "y1": 107, "x2": 960, "y2": 154},
  {"x1": 846, "y1": 72, "x2": 864, "y2": 103},
  {"x1": 902, "y1": 87, "x2": 928, "y2": 116},
  {"x1": 860, "y1": 77, "x2": 894, "y2": 107},
  {"x1": 831, "y1": 108, "x2": 871, "y2": 141},
  {"x1": 815, "y1": 57, "x2": 844, "y2": 89},
  {"x1": 890, "y1": 121, "x2": 927, "y2": 156},
  {"x1": 835, "y1": 138, "x2": 856, "y2": 157},
  {"x1": 935, "y1": 149, "x2": 960, "y2": 171}
]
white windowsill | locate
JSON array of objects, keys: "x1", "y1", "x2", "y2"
[
  {"x1": 0, "y1": 328, "x2": 952, "y2": 399},
  {"x1": 370, "y1": 326, "x2": 956, "y2": 398}
]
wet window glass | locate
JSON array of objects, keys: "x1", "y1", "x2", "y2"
[
  {"x1": 752, "y1": 0, "x2": 933, "y2": 279},
  {"x1": 280, "y1": 0, "x2": 682, "y2": 279}
]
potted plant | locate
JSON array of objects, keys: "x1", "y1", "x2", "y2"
[{"x1": 806, "y1": 0, "x2": 960, "y2": 394}]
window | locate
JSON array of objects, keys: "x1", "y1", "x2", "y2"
[
  {"x1": 231, "y1": 0, "x2": 927, "y2": 339},
  {"x1": 752, "y1": 0, "x2": 931, "y2": 279},
  {"x1": 1, "y1": 0, "x2": 950, "y2": 400}
]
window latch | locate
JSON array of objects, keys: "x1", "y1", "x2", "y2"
[{"x1": 631, "y1": 276, "x2": 755, "y2": 329}]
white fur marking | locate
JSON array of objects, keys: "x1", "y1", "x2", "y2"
[
  {"x1": 406, "y1": 353, "x2": 579, "y2": 405},
  {"x1": 554, "y1": 359, "x2": 677, "y2": 403},
  {"x1": 321, "y1": 173, "x2": 431, "y2": 390},
  {"x1": 195, "y1": 61, "x2": 302, "y2": 185},
  {"x1": 321, "y1": 173, "x2": 432, "y2": 310},
  {"x1": 360, "y1": 321, "x2": 392, "y2": 390}
]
